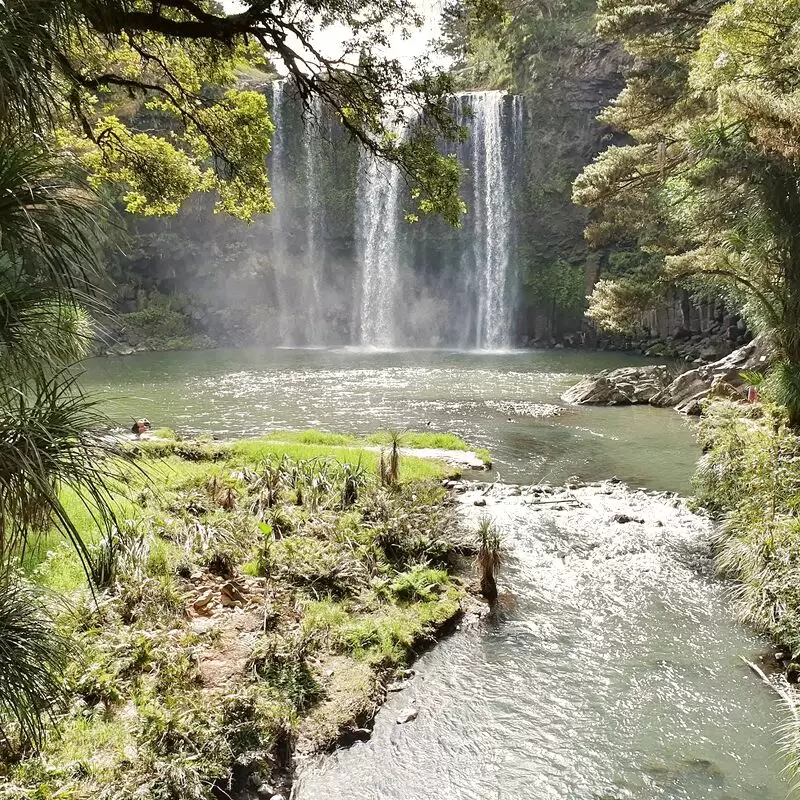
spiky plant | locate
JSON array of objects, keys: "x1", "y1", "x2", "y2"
[
  {"x1": 476, "y1": 516, "x2": 502, "y2": 603},
  {"x1": 0, "y1": 373, "x2": 125, "y2": 570},
  {"x1": 0, "y1": 141, "x2": 122, "y2": 752},
  {"x1": 380, "y1": 430, "x2": 404, "y2": 488},
  {"x1": 0, "y1": 573, "x2": 70, "y2": 754},
  {"x1": 379, "y1": 451, "x2": 389, "y2": 487},
  {"x1": 340, "y1": 460, "x2": 367, "y2": 508}
]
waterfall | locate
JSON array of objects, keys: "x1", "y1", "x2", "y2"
[
  {"x1": 466, "y1": 91, "x2": 514, "y2": 350},
  {"x1": 355, "y1": 144, "x2": 407, "y2": 348},
  {"x1": 303, "y1": 96, "x2": 326, "y2": 345},
  {"x1": 265, "y1": 84, "x2": 522, "y2": 350},
  {"x1": 269, "y1": 79, "x2": 293, "y2": 346}
]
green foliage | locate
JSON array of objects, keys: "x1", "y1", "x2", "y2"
[
  {"x1": 586, "y1": 277, "x2": 660, "y2": 335},
  {"x1": 250, "y1": 631, "x2": 323, "y2": 711},
  {"x1": 0, "y1": 375, "x2": 128, "y2": 570},
  {"x1": 1, "y1": 0, "x2": 467, "y2": 223},
  {"x1": 476, "y1": 515, "x2": 502, "y2": 602},
  {"x1": 693, "y1": 404, "x2": 800, "y2": 651},
  {"x1": 0, "y1": 575, "x2": 70, "y2": 754},
  {"x1": 391, "y1": 566, "x2": 450, "y2": 603},
  {"x1": 3, "y1": 435, "x2": 470, "y2": 794},
  {"x1": 575, "y1": 0, "x2": 800, "y2": 419},
  {"x1": 118, "y1": 305, "x2": 193, "y2": 346}
]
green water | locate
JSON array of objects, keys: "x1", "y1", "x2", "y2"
[{"x1": 81, "y1": 346, "x2": 699, "y2": 493}]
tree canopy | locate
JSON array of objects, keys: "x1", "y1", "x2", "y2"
[
  {"x1": 574, "y1": 0, "x2": 800, "y2": 419},
  {"x1": 1, "y1": 0, "x2": 466, "y2": 223}
]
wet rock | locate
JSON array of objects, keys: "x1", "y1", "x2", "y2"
[
  {"x1": 613, "y1": 513, "x2": 644, "y2": 524},
  {"x1": 473, "y1": 498, "x2": 487, "y2": 507},
  {"x1": 131, "y1": 418, "x2": 152, "y2": 435},
  {"x1": 387, "y1": 679, "x2": 412, "y2": 692},
  {"x1": 562, "y1": 365, "x2": 670, "y2": 406},
  {"x1": 396, "y1": 706, "x2": 418, "y2": 724},
  {"x1": 564, "y1": 336, "x2": 772, "y2": 415},
  {"x1": 256, "y1": 784, "x2": 276, "y2": 799}
]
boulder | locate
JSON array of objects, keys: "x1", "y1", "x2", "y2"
[
  {"x1": 652, "y1": 336, "x2": 771, "y2": 412},
  {"x1": 562, "y1": 365, "x2": 670, "y2": 406},
  {"x1": 396, "y1": 706, "x2": 419, "y2": 724},
  {"x1": 562, "y1": 336, "x2": 773, "y2": 415}
]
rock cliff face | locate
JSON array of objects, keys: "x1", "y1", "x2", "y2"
[{"x1": 562, "y1": 338, "x2": 772, "y2": 414}]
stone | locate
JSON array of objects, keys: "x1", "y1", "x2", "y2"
[
  {"x1": 473, "y1": 498, "x2": 487, "y2": 507},
  {"x1": 256, "y1": 784, "x2": 276, "y2": 799},
  {"x1": 396, "y1": 706, "x2": 419, "y2": 724},
  {"x1": 220, "y1": 581, "x2": 246, "y2": 607},
  {"x1": 192, "y1": 589, "x2": 215, "y2": 611},
  {"x1": 562, "y1": 365, "x2": 669, "y2": 406},
  {"x1": 131, "y1": 418, "x2": 151, "y2": 435}
]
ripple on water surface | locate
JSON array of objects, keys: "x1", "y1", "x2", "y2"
[
  {"x1": 294, "y1": 485, "x2": 788, "y2": 800},
  {"x1": 80, "y1": 347, "x2": 699, "y2": 492}
]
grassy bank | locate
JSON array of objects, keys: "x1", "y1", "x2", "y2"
[
  {"x1": 693, "y1": 402, "x2": 800, "y2": 657},
  {"x1": 149, "y1": 428, "x2": 493, "y2": 467},
  {"x1": 3, "y1": 439, "x2": 473, "y2": 798}
]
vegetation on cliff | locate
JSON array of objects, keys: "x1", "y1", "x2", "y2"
[{"x1": 575, "y1": 0, "x2": 800, "y2": 423}]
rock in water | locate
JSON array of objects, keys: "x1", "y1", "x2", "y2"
[
  {"x1": 562, "y1": 365, "x2": 670, "y2": 405},
  {"x1": 131, "y1": 418, "x2": 151, "y2": 435},
  {"x1": 396, "y1": 706, "x2": 418, "y2": 724},
  {"x1": 562, "y1": 337, "x2": 773, "y2": 414}
]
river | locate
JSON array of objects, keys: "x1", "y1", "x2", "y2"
[{"x1": 80, "y1": 347, "x2": 789, "y2": 799}]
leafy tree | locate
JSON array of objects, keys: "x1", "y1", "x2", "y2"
[
  {"x1": 574, "y1": 0, "x2": 800, "y2": 421},
  {"x1": 1, "y1": 0, "x2": 466, "y2": 223}
]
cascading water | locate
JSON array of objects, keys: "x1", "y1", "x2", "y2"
[
  {"x1": 353, "y1": 92, "x2": 520, "y2": 349},
  {"x1": 468, "y1": 91, "x2": 513, "y2": 350},
  {"x1": 355, "y1": 144, "x2": 407, "y2": 348},
  {"x1": 265, "y1": 83, "x2": 522, "y2": 349},
  {"x1": 303, "y1": 95, "x2": 326, "y2": 345},
  {"x1": 268, "y1": 80, "x2": 293, "y2": 346}
]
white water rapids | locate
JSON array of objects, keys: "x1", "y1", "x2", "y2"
[{"x1": 294, "y1": 482, "x2": 788, "y2": 800}]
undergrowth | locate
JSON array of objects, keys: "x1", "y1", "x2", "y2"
[
  {"x1": 693, "y1": 401, "x2": 800, "y2": 650},
  {"x1": 4, "y1": 443, "x2": 471, "y2": 798}
]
